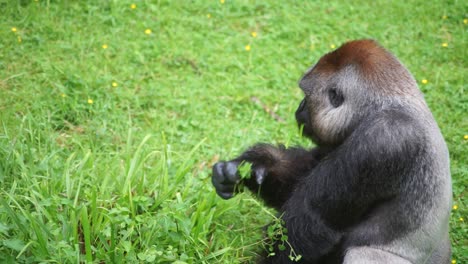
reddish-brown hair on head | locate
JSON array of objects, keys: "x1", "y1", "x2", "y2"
[
  {"x1": 315, "y1": 39, "x2": 398, "y2": 75},
  {"x1": 309, "y1": 39, "x2": 416, "y2": 95}
]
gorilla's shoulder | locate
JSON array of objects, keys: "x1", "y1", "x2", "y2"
[{"x1": 346, "y1": 108, "x2": 427, "y2": 162}]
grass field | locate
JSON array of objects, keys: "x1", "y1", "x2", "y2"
[{"x1": 0, "y1": 0, "x2": 466, "y2": 263}]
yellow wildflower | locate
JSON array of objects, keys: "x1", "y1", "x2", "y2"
[
  {"x1": 220, "y1": 0, "x2": 225, "y2": 3},
  {"x1": 245, "y1": 44, "x2": 251, "y2": 51},
  {"x1": 330, "y1": 44, "x2": 336, "y2": 49},
  {"x1": 112, "y1": 82, "x2": 118, "y2": 88},
  {"x1": 61, "y1": 93, "x2": 66, "y2": 98},
  {"x1": 102, "y1": 44, "x2": 108, "y2": 49},
  {"x1": 464, "y1": 19, "x2": 468, "y2": 24},
  {"x1": 442, "y1": 15, "x2": 447, "y2": 19},
  {"x1": 145, "y1": 29, "x2": 152, "y2": 35},
  {"x1": 207, "y1": 13, "x2": 211, "y2": 19},
  {"x1": 131, "y1": 4, "x2": 137, "y2": 9},
  {"x1": 87, "y1": 99, "x2": 93, "y2": 104},
  {"x1": 451, "y1": 260, "x2": 456, "y2": 264},
  {"x1": 453, "y1": 205, "x2": 458, "y2": 210},
  {"x1": 421, "y1": 79, "x2": 428, "y2": 84},
  {"x1": 464, "y1": 135, "x2": 468, "y2": 140},
  {"x1": 441, "y1": 43, "x2": 448, "y2": 48},
  {"x1": 251, "y1": 31, "x2": 257, "y2": 38},
  {"x1": 11, "y1": 27, "x2": 17, "y2": 32},
  {"x1": 460, "y1": 217, "x2": 464, "y2": 222}
]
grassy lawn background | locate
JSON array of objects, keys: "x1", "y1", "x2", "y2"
[{"x1": 0, "y1": 0, "x2": 466, "y2": 263}]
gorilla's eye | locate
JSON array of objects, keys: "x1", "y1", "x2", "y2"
[{"x1": 328, "y1": 88, "x2": 344, "y2": 107}]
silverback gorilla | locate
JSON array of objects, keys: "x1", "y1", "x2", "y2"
[{"x1": 212, "y1": 40, "x2": 452, "y2": 264}]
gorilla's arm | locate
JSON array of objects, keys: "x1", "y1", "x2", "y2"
[
  {"x1": 212, "y1": 144, "x2": 331, "y2": 210},
  {"x1": 273, "y1": 110, "x2": 424, "y2": 262}
]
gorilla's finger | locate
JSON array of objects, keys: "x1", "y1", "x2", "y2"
[
  {"x1": 216, "y1": 182, "x2": 236, "y2": 193},
  {"x1": 223, "y1": 161, "x2": 240, "y2": 183},
  {"x1": 216, "y1": 190, "x2": 234, "y2": 200},
  {"x1": 254, "y1": 166, "x2": 266, "y2": 185},
  {"x1": 212, "y1": 162, "x2": 227, "y2": 184}
]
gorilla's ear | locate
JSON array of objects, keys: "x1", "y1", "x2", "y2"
[{"x1": 328, "y1": 87, "x2": 344, "y2": 107}]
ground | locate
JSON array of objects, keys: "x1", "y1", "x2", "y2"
[{"x1": 0, "y1": 1, "x2": 466, "y2": 263}]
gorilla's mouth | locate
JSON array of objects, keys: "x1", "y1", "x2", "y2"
[
  {"x1": 295, "y1": 99, "x2": 314, "y2": 138},
  {"x1": 297, "y1": 122, "x2": 315, "y2": 139}
]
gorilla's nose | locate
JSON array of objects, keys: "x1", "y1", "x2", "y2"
[
  {"x1": 295, "y1": 99, "x2": 308, "y2": 125},
  {"x1": 297, "y1": 99, "x2": 306, "y2": 111}
]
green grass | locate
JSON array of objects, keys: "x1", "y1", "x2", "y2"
[{"x1": 0, "y1": 0, "x2": 466, "y2": 263}]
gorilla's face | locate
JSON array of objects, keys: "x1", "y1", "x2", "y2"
[{"x1": 295, "y1": 66, "x2": 356, "y2": 147}]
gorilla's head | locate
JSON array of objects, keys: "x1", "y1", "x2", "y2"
[
  {"x1": 295, "y1": 39, "x2": 419, "y2": 147},
  {"x1": 295, "y1": 66, "x2": 357, "y2": 147}
]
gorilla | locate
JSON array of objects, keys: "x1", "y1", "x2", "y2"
[{"x1": 212, "y1": 40, "x2": 452, "y2": 264}]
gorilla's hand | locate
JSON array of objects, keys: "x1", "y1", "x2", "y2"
[
  {"x1": 212, "y1": 145, "x2": 319, "y2": 208},
  {"x1": 212, "y1": 161, "x2": 266, "y2": 199}
]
